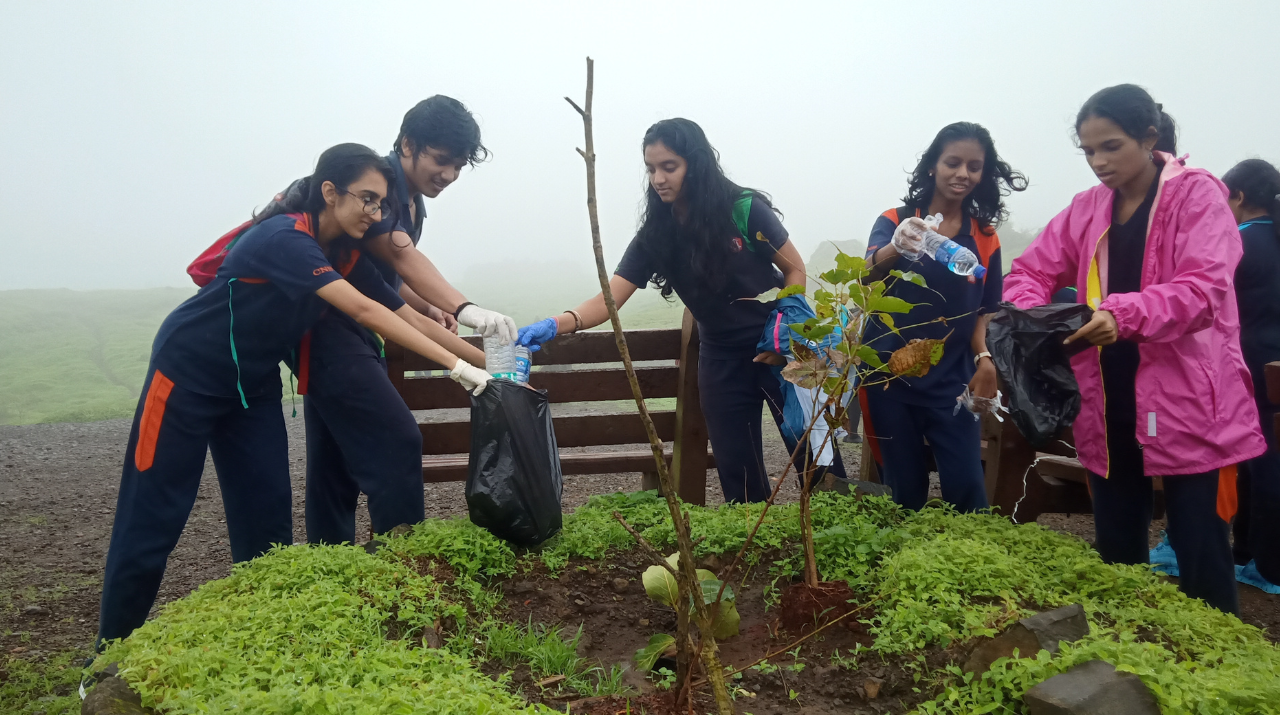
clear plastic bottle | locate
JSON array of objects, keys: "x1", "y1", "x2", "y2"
[
  {"x1": 514, "y1": 346, "x2": 531, "y2": 384},
  {"x1": 483, "y1": 336, "x2": 519, "y2": 381},
  {"x1": 919, "y1": 229, "x2": 987, "y2": 279}
]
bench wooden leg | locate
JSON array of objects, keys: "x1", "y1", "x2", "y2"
[
  {"x1": 671, "y1": 310, "x2": 708, "y2": 505},
  {"x1": 641, "y1": 471, "x2": 660, "y2": 492}
]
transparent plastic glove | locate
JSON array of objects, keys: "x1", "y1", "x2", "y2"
[
  {"x1": 891, "y1": 216, "x2": 935, "y2": 261},
  {"x1": 954, "y1": 387, "x2": 1008, "y2": 422},
  {"x1": 450, "y1": 359, "x2": 492, "y2": 396},
  {"x1": 517, "y1": 318, "x2": 558, "y2": 353},
  {"x1": 456, "y1": 305, "x2": 518, "y2": 344}
]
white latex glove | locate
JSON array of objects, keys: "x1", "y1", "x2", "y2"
[
  {"x1": 450, "y1": 359, "x2": 492, "y2": 396},
  {"x1": 456, "y1": 305, "x2": 518, "y2": 344},
  {"x1": 891, "y1": 216, "x2": 932, "y2": 261}
]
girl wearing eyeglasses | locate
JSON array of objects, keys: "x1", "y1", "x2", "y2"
[{"x1": 96, "y1": 143, "x2": 489, "y2": 646}]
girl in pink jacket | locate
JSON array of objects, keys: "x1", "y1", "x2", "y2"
[{"x1": 1004, "y1": 84, "x2": 1265, "y2": 616}]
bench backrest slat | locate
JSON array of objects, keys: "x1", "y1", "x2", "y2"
[
  {"x1": 399, "y1": 365, "x2": 679, "y2": 410},
  {"x1": 419, "y1": 411, "x2": 677, "y2": 455},
  {"x1": 399, "y1": 328, "x2": 683, "y2": 372}
]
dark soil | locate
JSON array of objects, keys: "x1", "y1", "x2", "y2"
[{"x1": 492, "y1": 550, "x2": 952, "y2": 714}]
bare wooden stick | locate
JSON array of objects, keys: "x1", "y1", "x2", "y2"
[{"x1": 566, "y1": 57, "x2": 731, "y2": 714}]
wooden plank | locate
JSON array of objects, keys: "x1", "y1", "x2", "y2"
[
  {"x1": 399, "y1": 366, "x2": 679, "y2": 410},
  {"x1": 671, "y1": 309, "x2": 708, "y2": 505},
  {"x1": 1267, "y1": 361, "x2": 1280, "y2": 405},
  {"x1": 390, "y1": 328, "x2": 683, "y2": 372},
  {"x1": 420, "y1": 411, "x2": 678, "y2": 455},
  {"x1": 421, "y1": 449, "x2": 717, "y2": 483}
]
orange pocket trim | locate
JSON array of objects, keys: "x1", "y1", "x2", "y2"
[
  {"x1": 1216, "y1": 464, "x2": 1238, "y2": 524},
  {"x1": 135, "y1": 370, "x2": 175, "y2": 472}
]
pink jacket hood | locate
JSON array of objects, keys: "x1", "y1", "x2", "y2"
[{"x1": 1004, "y1": 152, "x2": 1266, "y2": 477}]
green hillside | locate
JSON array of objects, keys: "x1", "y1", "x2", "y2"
[
  {"x1": 0, "y1": 273, "x2": 685, "y2": 425},
  {"x1": 0, "y1": 288, "x2": 196, "y2": 425}
]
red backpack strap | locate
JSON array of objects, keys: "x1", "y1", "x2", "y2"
[
  {"x1": 970, "y1": 219, "x2": 1001, "y2": 271},
  {"x1": 880, "y1": 206, "x2": 917, "y2": 226}
]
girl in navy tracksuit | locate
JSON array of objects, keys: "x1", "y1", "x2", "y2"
[
  {"x1": 862, "y1": 122, "x2": 1027, "y2": 512},
  {"x1": 1223, "y1": 158, "x2": 1280, "y2": 586},
  {"x1": 97, "y1": 144, "x2": 491, "y2": 645},
  {"x1": 516, "y1": 118, "x2": 843, "y2": 503}
]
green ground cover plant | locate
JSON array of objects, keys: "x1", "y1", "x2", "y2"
[{"x1": 88, "y1": 491, "x2": 1280, "y2": 714}]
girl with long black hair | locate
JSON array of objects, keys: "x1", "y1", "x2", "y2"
[
  {"x1": 862, "y1": 122, "x2": 1026, "y2": 513},
  {"x1": 517, "y1": 117, "x2": 841, "y2": 503},
  {"x1": 1223, "y1": 158, "x2": 1280, "y2": 586},
  {"x1": 97, "y1": 143, "x2": 490, "y2": 646}
]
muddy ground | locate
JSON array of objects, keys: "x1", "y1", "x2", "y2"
[{"x1": 1, "y1": 412, "x2": 1276, "y2": 711}]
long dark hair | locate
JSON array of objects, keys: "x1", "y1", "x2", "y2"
[
  {"x1": 901, "y1": 122, "x2": 1027, "y2": 234},
  {"x1": 253, "y1": 143, "x2": 394, "y2": 226},
  {"x1": 1223, "y1": 158, "x2": 1280, "y2": 241},
  {"x1": 1076, "y1": 84, "x2": 1177, "y2": 155},
  {"x1": 635, "y1": 118, "x2": 778, "y2": 298}
]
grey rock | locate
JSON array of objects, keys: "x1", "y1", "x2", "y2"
[
  {"x1": 965, "y1": 604, "x2": 1089, "y2": 675},
  {"x1": 361, "y1": 539, "x2": 383, "y2": 555},
  {"x1": 1023, "y1": 660, "x2": 1160, "y2": 714},
  {"x1": 388, "y1": 523, "x2": 413, "y2": 538},
  {"x1": 22, "y1": 605, "x2": 49, "y2": 616},
  {"x1": 1021, "y1": 604, "x2": 1090, "y2": 655},
  {"x1": 81, "y1": 676, "x2": 146, "y2": 715},
  {"x1": 820, "y1": 475, "x2": 892, "y2": 497},
  {"x1": 511, "y1": 581, "x2": 537, "y2": 594},
  {"x1": 611, "y1": 577, "x2": 629, "y2": 593}
]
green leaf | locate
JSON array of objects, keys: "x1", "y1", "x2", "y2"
[
  {"x1": 866, "y1": 295, "x2": 914, "y2": 315},
  {"x1": 819, "y1": 268, "x2": 855, "y2": 285},
  {"x1": 890, "y1": 269, "x2": 927, "y2": 287},
  {"x1": 776, "y1": 284, "x2": 806, "y2": 299},
  {"x1": 642, "y1": 558, "x2": 679, "y2": 608},
  {"x1": 711, "y1": 601, "x2": 741, "y2": 639},
  {"x1": 929, "y1": 342, "x2": 945, "y2": 365},
  {"x1": 835, "y1": 252, "x2": 868, "y2": 276},
  {"x1": 855, "y1": 345, "x2": 886, "y2": 370},
  {"x1": 876, "y1": 313, "x2": 897, "y2": 332},
  {"x1": 698, "y1": 578, "x2": 736, "y2": 606},
  {"x1": 632, "y1": 634, "x2": 676, "y2": 672}
]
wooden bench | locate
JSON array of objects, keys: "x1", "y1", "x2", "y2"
[
  {"x1": 857, "y1": 385, "x2": 1167, "y2": 523},
  {"x1": 382, "y1": 309, "x2": 716, "y2": 505}
]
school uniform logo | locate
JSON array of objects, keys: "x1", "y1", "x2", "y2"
[{"x1": 731, "y1": 237, "x2": 744, "y2": 252}]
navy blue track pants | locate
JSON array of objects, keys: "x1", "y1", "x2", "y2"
[
  {"x1": 699, "y1": 355, "x2": 845, "y2": 504},
  {"x1": 98, "y1": 366, "x2": 292, "y2": 644},
  {"x1": 302, "y1": 317, "x2": 424, "y2": 545},
  {"x1": 1234, "y1": 397, "x2": 1280, "y2": 584},
  {"x1": 1088, "y1": 468, "x2": 1239, "y2": 615},
  {"x1": 863, "y1": 391, "x2": 989, "y2": 513}
]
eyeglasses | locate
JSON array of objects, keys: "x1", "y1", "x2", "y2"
[{"x1": 341, "y1": 189, "x2": 392, "y2": 217}]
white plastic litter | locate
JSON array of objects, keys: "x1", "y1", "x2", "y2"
[{"x1": 953, "y1": 387, "x2": 1008, "y2": 422}]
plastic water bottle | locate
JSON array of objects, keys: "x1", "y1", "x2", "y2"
[
  {"x1": 514, "y1": 346, "x2": 531, "y2": 384},
  {"x1": 920, "y1": 229, "x2": 987, "y2": 279},
  {"x1": 483, "y1": 336, "x2": 519, "y2": 381}
]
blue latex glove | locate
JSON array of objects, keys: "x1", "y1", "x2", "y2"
[{"x1": 517, "y1": 318, "x2": 558, "y2": 353}]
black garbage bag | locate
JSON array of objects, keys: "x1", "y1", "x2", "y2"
[
  {"x1": 987, "y1": 302, "x2": 1095, "y2": 448},
  {"x1": 465, "y1": 380, "x2": 563, "y2": 546}
]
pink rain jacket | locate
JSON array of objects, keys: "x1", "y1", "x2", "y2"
[{"x1": 1004, "y1": 152, "x2": 1266, "y2": 478}]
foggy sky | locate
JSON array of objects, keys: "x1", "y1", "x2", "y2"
[{"x1": 3, "y1": 0, "x2": 1278, "y2": 291}]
